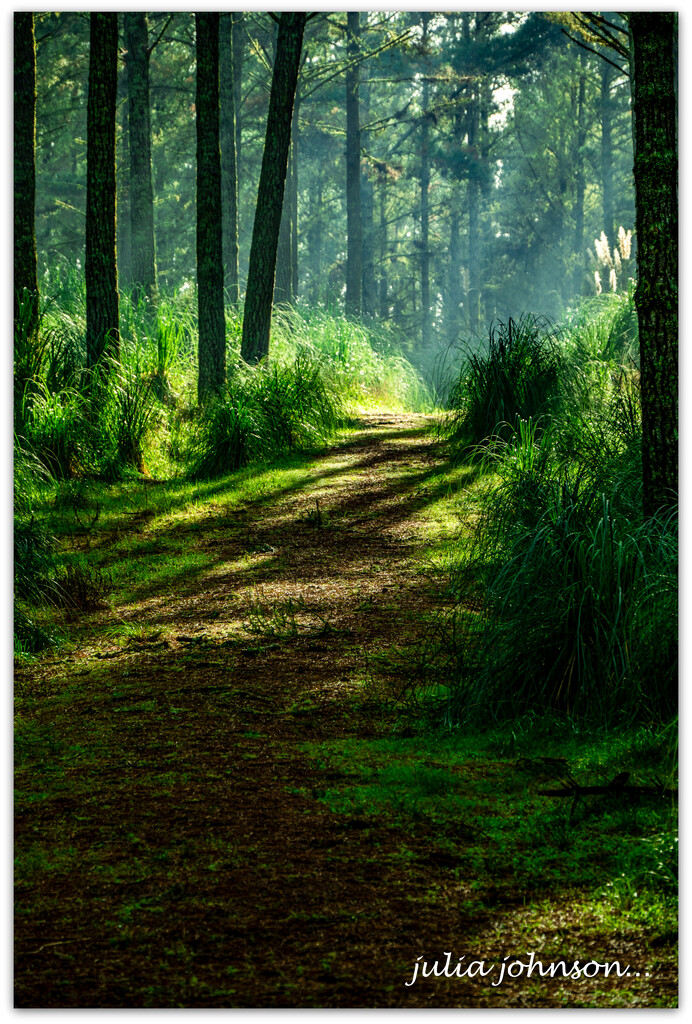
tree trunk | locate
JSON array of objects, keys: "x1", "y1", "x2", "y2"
[
  {"x1": 630, "y1": 13, "x2": 678, "y2": 515},
  {"x1": 420, "y1": 13, "x2": 432, "y2": 347},
  {"x1": 467, "y1": 88, "x2": 481, "y2": 336},
  {"x1": 345, "y1": 11, "x2": 362, "y2": 317},
  {"x1": 14, "y1": 12, "x2": 39, "y2": 339},
  {"x1": 196, "y1": 12, "x2": 226, "y2": 400},
  {"x1": 275, "y1": 185, "x2": 293, "y2": 306},
  {"x1": 360, "y1": 39, "x2": 376, "y2": 318},
  {"x1": 464, "y1": 15, "x2": 481, "y2": 336},
  {"x1": 600, "y1": 61, "x2": 615, "y2": 243},
  {"x1": 86, "y1": 12, "x2": 119, "y2": 367},
  {"x1": 220, "y1": 13, "x2": 239, "y2": 305},
  {"x1": 378, "y1": 171, "x2": 388, "y2": 320},
  {"x1": 446, "y1": 104, "x2": 464, "y2": 341},
  {"x1": 124, "y1": 12, "x2": 157, "y2": 308},
  {"x1": 290, "y1": 96, "x2": 300, "y2": 302},
  {"x1": 233, "y1": 14, "x2": 244, "y2": 254},
  {"x1": 241, "y1": 12, "x2": 306, "y2": 365},
  {"x1": 573, "y1": 52, "x2": 587, "y2": 297},
  {"x1": 117, "y1": 70, "x2": 132, "y2": 293},
  {"x1": 308, "y1": 171, "x2": 323, "y2": 304},
  {"x1": 273, "y1": 21, "x2": 292, "y2": 309}
]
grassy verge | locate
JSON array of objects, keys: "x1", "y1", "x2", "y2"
[{"x1": 14, "y1": 415, "x2": 677, "y2": 1007}]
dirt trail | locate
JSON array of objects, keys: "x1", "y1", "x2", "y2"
[{"x1": 14, "y1": 416, "x2": 673, "y2": 1008}]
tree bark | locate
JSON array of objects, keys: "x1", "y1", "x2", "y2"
[
  {"x1": 14, "y1": 12, "x2": 39, "y2": 338},
  {"x1": 124, "y1": 12, "x2": 157, "y2": 307},
  {"x1": 289, "y1": 96, "x2": 300, "y2": 302},
  {"x1": 273, "y1": 20, "x2": 293, "y2": 309},
  {"x1": 196, "y1": 12, "x2": 226, "y2": 400},
  {"x1": 233, "y1": 13, "x2": 244, "y2": 251},
  {"x1": 419, "y1": 13, "x2": 431, "y2": 347},
  {"x1": 445, "y1": 103, "x2": 464, "y2": 341},
  {"x1": 378, "y1": 170, "x2": 388, "y2": 320},
  {"x1": 464, "y1": 14, "x2": 481, "y2": 336},
  {"x1": 573, "y1": 51, "x2": 587, "y2": 297},
  {"x1": 86, "y1": 12, "x2": 119, "y2": 367},
  {"x1": 220, "y1": 13, "x2": 239, "y2": 305},
  {"x1": 630, "y1": 13, "x2": 678, "y2": 515},
  {"x1": 345, "y1": 11, "x2": 362, "y2": 317},
  {"x1": 360, "y1": 37, "x2": 376, "y2": 318},
  {"x1": 117, "y1": 67, "x2": 132, "y2": 292},
  {"x1": 307, "y1": 171, "x2": 324, "y2": 305},
  {"x1": 241, "y1": 12, "x2": 306, "y2": 364},
  {"x1": 600, "y1": 61, "x2": 615, "y2": 244}
]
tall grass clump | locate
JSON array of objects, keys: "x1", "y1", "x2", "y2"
[
  {"x1": 13, "y1": 442, "x2": 60, "y2": 654},
  {"x1": 270, "y1": 306, "x2": 433, "y2": 412},
  {"x1": 443, "y1": 314, "x2": 574, "y2": 455},
  {"x1": 186, "y1": 353, "x2": 343, "y2": 480},
  {"x1": 437, "y1": 407, "x2": 676, "y2": 728},
  {"x1": 430, "y1": 297, "x2": 675, "y2": 728},
  {"x1": 562, "y1": 288, "x2": 639, "y2": 369}
]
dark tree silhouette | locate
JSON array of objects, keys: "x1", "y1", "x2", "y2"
[
  {"x1": 220, "y1": 13, "x2": 239, "y2": 306},
  {"x1": 241, "y1": 12, "x2": 306, "y2": 365},
  {"x1": 86, "y1": 12, "x2": 119, "y2": 367},
  {"x1": 345, "y1": 11, "x2": 362, "y2": 317},
  {"x1": 630, "y1": 13, "x2": 678, "y2": 515},
  {"x1": 419, "y1": 12, "x2": 431, "y2": 347},
  {"x1": 14, "y1": 13, "x2": 39, "y2": 339},
  {"x1": 124, "y1": 13, "x2": 157, "y2": 307},
  {"x1": 196, "y1": 12, "x2": 226, "y2": 399}
]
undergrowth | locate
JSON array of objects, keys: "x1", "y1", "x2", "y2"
[
  {"x1": 419, "y1": 296, "x2": 676, "y2": 730},
  {"x1": 13, "y1": 269, "x2": 429, "y2": 652}
]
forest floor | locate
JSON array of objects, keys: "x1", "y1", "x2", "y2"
[{"x1": 14, "y1": 414, "x2": 677, "y2": 1008}]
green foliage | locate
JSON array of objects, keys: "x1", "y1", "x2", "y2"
[
  {"x1": 270, "y1": 306, "x2": 433, "y2": 412},
  {"x1": 89, "y1": 356, "x2": 158, "y2": 478},
  {"x1": 435, "y1": 408, "x2": 676, "y2": 727},
  {"x1": 425, "y1": 298, "x2": 675, "y2": 729},
  {"x1": 563, "y1": 290, "x2": 639, "y2": 368},
  {"x1": 302, "y1": 721, "x2": 677, "y2": 903},
  {"x1": 186, "y1": 354, "x2": 342, "y2": 480},
  {"x1": 17, "y1": 381, "x2": 88, "y2": 479},
  {"x1": 14, "y1": 443, "x2": 61, "y2": 653},
  {"x1": 444, "y1": 314, "x2": 572, "y2": 453}
]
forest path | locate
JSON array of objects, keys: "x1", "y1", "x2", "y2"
[{"x1": 14, "y1": 416, "x2": 670, "y2": 1008}]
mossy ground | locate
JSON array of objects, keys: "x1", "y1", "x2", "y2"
[{"x1": 14, "y1": 415, "x2": 677, "y2": 1007}]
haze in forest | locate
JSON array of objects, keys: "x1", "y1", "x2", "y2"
[{"x1": 32, "y1": 10, "x2": 634, "y2": 356}]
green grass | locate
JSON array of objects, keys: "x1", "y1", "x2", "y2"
[
  {"x1": 442, "y1": 314, "x2": 575, "y2": 455},
  {"x1": 300, "y1": 716, "x2": 677, "y2": 924}
]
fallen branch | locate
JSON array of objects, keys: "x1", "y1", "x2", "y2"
[{"x1": 538, "y1": 772, "x2": 677, "y2": 800}]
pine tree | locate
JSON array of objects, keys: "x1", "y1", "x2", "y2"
[
  {"x1": 241, "y1": 13, "x2": 306, "y2": 364},
  {"x1": 124, "y1": 12, "x2": 157, "y2": 307},
  {"x1": 345, "y1": 11, "x2": 362, "y2": 317},
  {"x1": 220, "y1": 13, "x2": 239, "y2": 305},
  {"x1": 630, "y1": 13, "x2": 678, "y2": 514},
  {"x1": 14, "y1": 12, "x2": 39, "y2": 339},
  {"x1": 85, "y1": 12, "x2": 119, "y2": 367},
  {"x1": 196, "y1": 12, "x2": 226, "y2": 399}
]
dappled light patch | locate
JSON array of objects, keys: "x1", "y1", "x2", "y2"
[{"x1": 15, "y1": 416, "x2": 676, "y2": 1007}]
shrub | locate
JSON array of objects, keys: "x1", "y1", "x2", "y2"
[
  {"x1": 14, "y1": 444, "x2": 61, "y2": 653},
  {"x1": 91, "y1": 357, "x2": 157, "y2": 477},
  {"x1": 186, "y1": 354, "x2": 343, "y2": 480},
  {"x1": 17, "y1": 381, "x2": 88, "y2": 479},
  {"x1": 438, "y1": 412, "x2": 677, "y2": 728},
  {"x1": 270, "y1": 306, "x2": 432, "y2": 411},
  {"x1": 444, "y1": 314, "x2": 573, "y2": 454}
]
